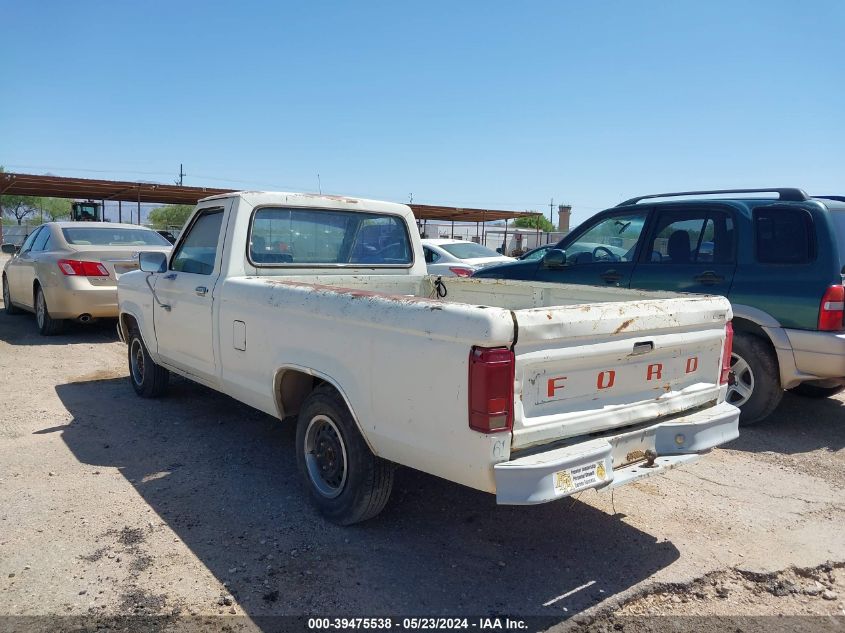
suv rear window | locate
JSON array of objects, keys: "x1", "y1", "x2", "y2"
[{"x1": 754, "y1": 208, "x2": 814, "y2": 264}]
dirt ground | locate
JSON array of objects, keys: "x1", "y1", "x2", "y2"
[{"x1": 1, "y1": 266, "x2": 844, "y2": 630}]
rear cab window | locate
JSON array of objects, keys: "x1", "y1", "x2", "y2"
[{"x1": 249, "y1": 207, "x2": 413, "y2": 267}]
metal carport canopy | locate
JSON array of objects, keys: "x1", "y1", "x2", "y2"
[{"x1": 0, "y1": 172, "x2": 540, "y2": 223}]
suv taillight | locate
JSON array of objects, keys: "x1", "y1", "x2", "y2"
[
  {"x1": 720, "y1": 321, "x2": 734, "y2": 385},
  {"x1": 58, "y1": 259, "x2": 109, "y2": 276},
  {"x1": 818, "y1": 285, "x2": 845, "y2": 331},
  {"x1": 468, "y1": 346, "x2": 514, "y2": 433}
]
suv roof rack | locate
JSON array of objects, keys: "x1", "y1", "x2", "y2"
[{"x1": 617, "y1": 188, "x2": 810, "y2": 207}]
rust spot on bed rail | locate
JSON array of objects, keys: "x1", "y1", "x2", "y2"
[
  {"x1": 260, "y1": 279, "x2": 446, "y2": 307},
  {"x1": 613, "y1": 318, "x2": 635, "y2": 334}
]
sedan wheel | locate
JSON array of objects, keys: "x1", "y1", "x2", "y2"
[
  {"x1": 2, "y1": 277, "x2": 22, "y2": 315},
  {"x1": 35, "y1": 287, "x2": 64, "y2": 336}
]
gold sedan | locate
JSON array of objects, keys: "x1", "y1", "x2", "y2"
[{"x1": 2, "y1": 222, "x2": 172, "y2": 335}]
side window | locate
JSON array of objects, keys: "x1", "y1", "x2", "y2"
[
  {"x1": 423, "y1": 247, "x2": 440, "y2": 264},
  {"x1": 170, "y1": 209, "x2": 225, "y2": 275},
  {"x1": 31, "y1": 228, "x2": 51, "y2": 252},
  {"x1": 562, "y1": 212, "x2": 647, "y2": 265},
  {"x1": 647, "y1": 210, "x2": 735, "y2": 264},
  {"x1": 19, "y1": 228, "x2": 42, "y2": 254},
  {"x1": 755, "y1": 208, "x2": 814, "y2": 264}
]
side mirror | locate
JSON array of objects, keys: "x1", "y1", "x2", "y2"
[
  {"x1": 1, "y1": 243, "x2": 19, "y2": 255},
  {"x1": 542, "y1": 249, "x2": 567, "y2": 268},
  {"x1": 139, "y1": 251, "x2": 167, "y2": 273}
]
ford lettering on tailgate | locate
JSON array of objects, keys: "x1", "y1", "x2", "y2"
[{"x1": 536, "y1": 353, "x2": 709, "y2": 406}]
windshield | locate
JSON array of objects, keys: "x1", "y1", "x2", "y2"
[
  {"x1": 440, "y1": 242, "x2": 501, "y2": 260},
  {"x1": 561, "y1": 212, "x2": 646, "y2": 264},
  {"x1": 62, "y1": 227, "x2": 171, "y2": 246},
  {"x1": 250, "y1": 207, "x2": 412, "y2": 266}
]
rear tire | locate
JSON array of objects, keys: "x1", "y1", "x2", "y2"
[
  {"x1": 128, "y1": 327, "x2": 169, "y2": 397},
  {"x1": 2, "y1": 275, "x2": 22, "y2": 315},
  {"x1": 35, "y1": 286, "x2": 64, "y2": 336},
  {"x1": 788, "y1": 382, "x2": 845, "y2": 399},
  {"x1": 296, "y1": 384, "x2": 394, "y2": 525},
  {"x1": 727, "y1": 332, "x2": 782, "y2": 425}
]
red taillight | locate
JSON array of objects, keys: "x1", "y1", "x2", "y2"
[
  {"x1": 720, "y1": 321, "x2": 734, "y2": 385},
  {"x1": 57, "y1": 259, "x2": 109, "y2": 277},
  {"x1": 468, "y1": 346, "x2": 515, "y2": 433},
  {"x1": 818, "y1": 285, "x2": 845, "y2": 331},
  {"x1": 449, "y1": 266, "x2": 474, "y2": 278}
]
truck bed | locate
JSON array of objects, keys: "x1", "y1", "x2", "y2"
[{"x1": 223, "y1": 273, "x2": 731, "y2": 456}]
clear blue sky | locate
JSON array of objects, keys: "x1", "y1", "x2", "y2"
[{"x1": 3, "y1": 1, "x2": 844, "y2": 226}]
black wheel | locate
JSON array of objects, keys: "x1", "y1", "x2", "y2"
[
  {"x1": 296, "y1": 384, "x2": 394, "y2": 525},
  {"x1": 788, "y1": 382, "x2": 845, "y2": 399},
  {"x1": 35, "y1": 286, "x2": 64, "y2": 336},
  {"x1": 2, "y1": 275, "x2": 22, "y2": 315},
  {"x1": 128, "y1": 327, "x2": 169, "y2": 398},
  {"x1": 727, "y1": 332, "x2": 782, "y2": 425}
]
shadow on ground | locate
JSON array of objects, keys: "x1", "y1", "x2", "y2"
[
  {"x1": 726, "y1": 391, "x2": 845, "y2": 455},
  {"x1": 0, "y1": 311, "x2": 118, "y2": 346},
  {"x1": 52, "y1": 375, "x2": 680, "y2": 624}
]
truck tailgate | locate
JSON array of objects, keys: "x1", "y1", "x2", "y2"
[{"x1": 512, "y1": 295, "x2": 731, "y2": 450}]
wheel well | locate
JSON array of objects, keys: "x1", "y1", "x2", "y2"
[
  {"x1": 119, "y1": 313, "x2": 138, "y2": 340},
  {"x1": 274, "y1": 369, "x2": 329, "y2": 419},
  {"x1": 731, "y1": 317, "x2": 771, "y2": 343},
  {"x1": 32, "y1": 279, "x2": 40, "y2": 300}
]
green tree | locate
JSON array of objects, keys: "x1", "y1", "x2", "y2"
[
  {"x1": 39, "y1": 197, "x2": 72, "y2": 222},
  {"x1": 147, "y1": 204, "x2": 194, "y2": 229},
  {"x1": 513, "y1": 214, "x2": 555, "y2": 232},
  {"x1": 0, "y1": 166, "x2": 38, "y2": 225}
]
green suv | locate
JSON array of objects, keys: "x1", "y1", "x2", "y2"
[{"x1": 474, "y1": 189, "x2": 845, "y2": 424}]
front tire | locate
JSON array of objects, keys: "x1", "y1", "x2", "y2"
[
  {"x1": 128, "y1": 327, "x2": 169, "y2": 397},
  {"x1": 788, "y1": 382, "x2": 845, "y2": 399},
  {"x1": 296, "y1": 384, "x2": 394, "y2": 525},
  {"x1": 35, "y1": 286, "x2": 64, "y2": 336},
  {"x1": 727, "y1": 332, "x2": 782, "y2": 425},
  {"x1": 2, "y1": 275, "x2": 22, "y2": 315}
]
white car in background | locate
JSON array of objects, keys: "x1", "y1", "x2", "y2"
[{"x1": 421, "y1": 239, "x2": 515, "y2": 277}]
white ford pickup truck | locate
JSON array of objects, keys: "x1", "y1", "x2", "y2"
[{"x1": 118, "y1": 191, "x2": 739, "y2": 524}]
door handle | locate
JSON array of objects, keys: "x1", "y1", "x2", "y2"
[
  {"x1": 164, "y1": 273, "x2": 177, "y2": 280},
  {"x1": 195, "y1": 286, "x2": 208, "y2": 296},
  {"x1": 600, "y1": 269, "x2": 622, "y2": 284},
  {"x1": 694, "y1": 271, "x2": 724, "y2": 285}
]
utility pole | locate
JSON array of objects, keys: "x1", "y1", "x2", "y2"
[
  {"x1": 549, "y1": 198, "x2": 554, "y2": 226},
  {"x1": 317, "y1": 174, "x2": 322, "y2": 194},
  {"x1": 176, "y1": 164, "x2": 185, "y2": 186},
  {"x1": 409, "y1": 193, "x2": 413, "y2": 204}
]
